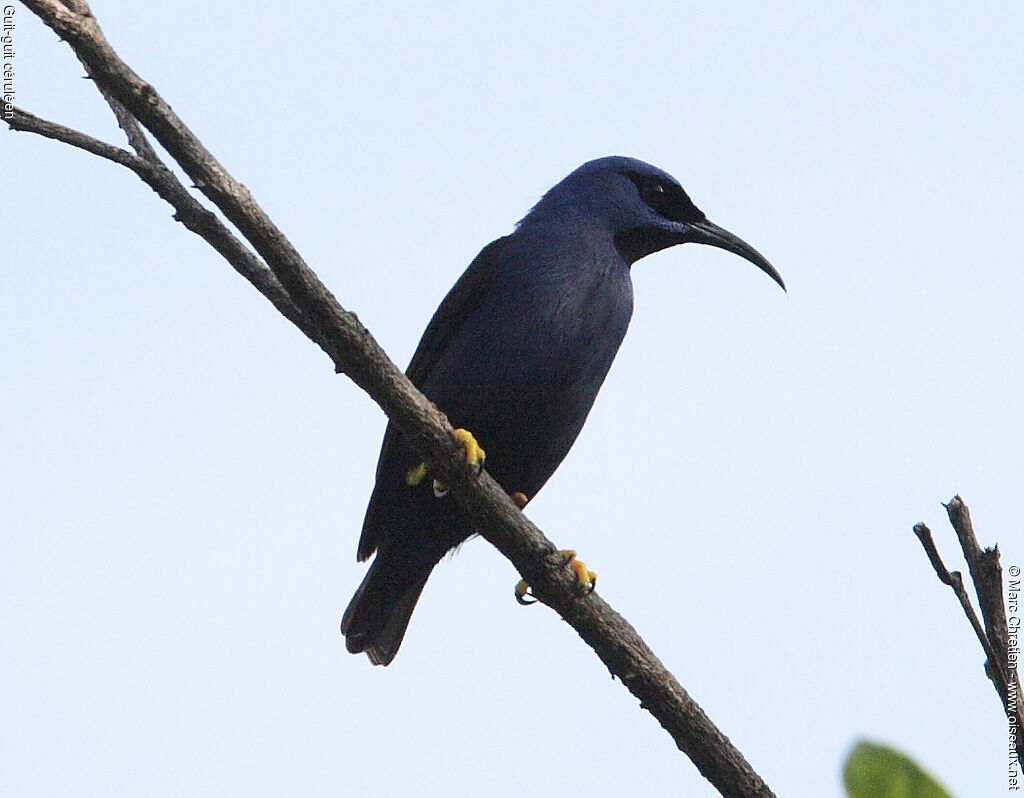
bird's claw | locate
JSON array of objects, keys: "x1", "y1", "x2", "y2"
[
  {"x1": 514, "y1": 549, "x2": 596, "y2": 606},
  {"x1": 408, "y1": 428, "x2": 486, "y2": 497},
  {"x1": 515, "y1": 578, "x2": 536, "y2": 605}
]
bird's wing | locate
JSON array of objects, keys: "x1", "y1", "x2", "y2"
[
  {"x1": 405, "y1": 235, "x2": 509, "y2": 387},
  {"x1": 355, "y1": 236, "x2": 509, "y2": 562}
]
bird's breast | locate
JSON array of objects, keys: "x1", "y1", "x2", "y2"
[{"x1": 422, "y1": 256, "x2": 633, "y2": 496}]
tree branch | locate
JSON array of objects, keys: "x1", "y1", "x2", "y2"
[
  {"x1": 944, "y1": 498, "x2": 1015, "y2": 681},
  {"x1": 913, "y1": 496, "x2": 1022, "y2": 768},
  {"x1": 12, "y1": 2, "x2": 776, "y2": 795},
  {"x1": 6, "y1": 103, "x2": 312, "y2": 338},
  {"x1": 912, "y1": 521, "x2": 1002, "y2": 682}
]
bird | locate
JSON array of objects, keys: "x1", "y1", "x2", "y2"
[{"x1": 342, "y1": 156, "x2": 784, "y2": 665}]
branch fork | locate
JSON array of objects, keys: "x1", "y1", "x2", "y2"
[{"x1": 913, "y1": 495, "x2": 1022, "y2": 768}]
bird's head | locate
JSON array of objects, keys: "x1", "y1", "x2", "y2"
[{"x1": 524, "y1": 156, "x2": 785, "y2": 290}]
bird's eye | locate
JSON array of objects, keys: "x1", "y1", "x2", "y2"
[
  {"x1": 642, "y1": 182, "x2": 666, "y2": 206},
  {"x1": 630, "y1": 173, "x2": 706, "y2": 224},
  {"x1": 640, "y1": 179, "x2": 676, "y2": 217}
]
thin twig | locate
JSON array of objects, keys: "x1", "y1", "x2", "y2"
[
  {"x1": 912, "y1": 522, "x2": 1002, "y2": 683},
  {"x1": 58, "y1": 7, "x2": 160, "y2": 162},
  {"x1": 100, "y1": 91, "x2": 160, "y2": 162},
  {"x1": 6, "y1": 104, "x2": 310, "y2": 339},
  {"x1": 8, "y1": 103, "x2": 138, "y2": 167},
  {"x1": 946, "y1": 498, "x2": 1011, "y2": 669},
  {"x1": 944, "y1": 497, "x2": 1023, "y2": 732},
  {"x1": 914, "y1": 498, "x2": 1023, "y2": 770}
]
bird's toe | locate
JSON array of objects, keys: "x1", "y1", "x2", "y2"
[
  {"x1": 406, "y1": 461, "x2": 429, "y2": 486},
  {"x1": 453, "y1": 428, "x2": 485, "y2": 472},
  {"x1": 514, "y1": 578, "x2": 536, "y2": 605},
  {"x1": 409, "y1": 428, "x2": 486, "y2": 497},
  {"x1": 513, "y1": 549, "x2": 596, "y2": 606},
  {"x1": 562, "y1": 549, "x2": 597, "y2": 596}
]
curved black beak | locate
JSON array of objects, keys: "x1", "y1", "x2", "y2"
[{"x1": 688, "y1": 219, "x2": 785, "y2": 291}]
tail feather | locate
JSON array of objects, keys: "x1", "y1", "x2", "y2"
[{"x1": 341, "y1": 553, "x2": 430, "y2": 666}]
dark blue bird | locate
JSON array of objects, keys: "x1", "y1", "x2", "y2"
[{"x1": 342, "y1": 156, "x2": 784, "y2": 665}]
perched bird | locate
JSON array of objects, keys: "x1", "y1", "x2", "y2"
[{"x1": 342, "y1": 156, "x2": 784, "y2": 665}]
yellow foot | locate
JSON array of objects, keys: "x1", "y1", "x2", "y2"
[
  {"x1": 514, "y1": 578, "x2": 535, "y2": 604},
  {"x1": 562, "y1": 549, "x2": 597, "y2": 594},
  {"x1": 406, "y1": 461, "x2": 429, "y2": 486},
  {"x1": 510, "y1": 491, "x2": 529, "y2": 509},
  {"x1": 514, "y1": 549, "x2": 596, "y2": 605},
  {"x1": 416, "y1": 428, "x2": 486, "y2": 497},
  {"x1": 454, "y1": 428, "x2": 485, "y2": 471}
]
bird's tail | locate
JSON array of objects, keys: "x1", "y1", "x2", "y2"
[{"x1": 341, "y1": 552, "x2": 430, "y2": 666}]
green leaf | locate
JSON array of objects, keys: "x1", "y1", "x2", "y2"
[{"x1": 843, "y1": 740, "x2": 953, "y2": 798}]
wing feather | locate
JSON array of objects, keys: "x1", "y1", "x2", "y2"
[
  {"x1": 405, "y1": 236, "x2": 508, "y2": 387},
  {"x1": 355, "y1": 236, "x2": 509, "y2": 561}
]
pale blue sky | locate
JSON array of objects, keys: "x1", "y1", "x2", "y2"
[{"x1": 4, "y1": 2, "x2": 1022, "y2": 796}]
